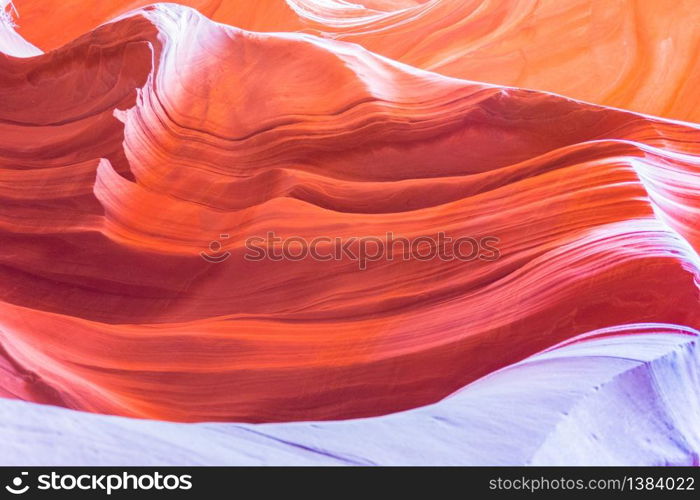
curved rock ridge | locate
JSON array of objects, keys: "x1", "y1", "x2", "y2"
[
  {"x1": 8, "y1": 0, "x2": 700, "y2": 122},
  {"x1": 1, "y1": 325, "x2": 698, "y2": 465},
  {"x1": 0, "y1": 3, "x2": 699, "y2": 426}
]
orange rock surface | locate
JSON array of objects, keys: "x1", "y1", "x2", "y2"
[
  {"x1": 10, "y1": 0, "x2": 700, "y2": 122},
  {"x1": 0, "y1": 2, "x2": 699, "y2": 422}
]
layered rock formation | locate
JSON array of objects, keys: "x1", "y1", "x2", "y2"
[
  {"x1": 0, "y1": 0, "x2": 698, "y2": 463},
  {"x1": 10, "y1": 0, "x2": 700, "y2": 121},
  {"x1": 2, "y1": 326, "x2": 698, "y2": 465}
]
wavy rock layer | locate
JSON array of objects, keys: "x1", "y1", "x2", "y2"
[
  {"x1": 10, "y1": 0, "x2": 700, "y2": 122},
  {"x1": 1, "y1": 4, "x2": 699, "y2": 424},
  {"x1": 1, "y1": 326, "x2": 698, "y2": 465}
]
